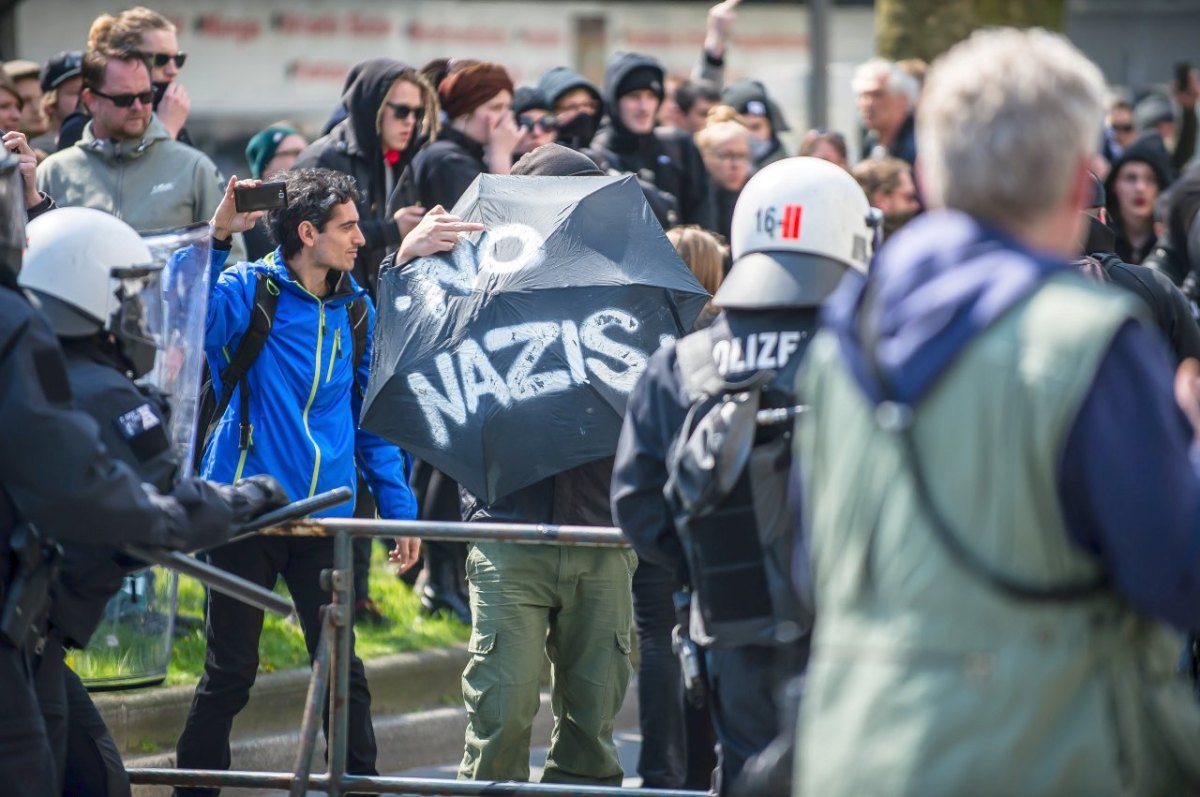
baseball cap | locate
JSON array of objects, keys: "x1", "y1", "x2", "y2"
[{"x1": 39, "y1": 51, "x2": 83, "y2": 92}]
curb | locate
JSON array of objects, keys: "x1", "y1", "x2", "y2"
[
  {"x1": 126, "y1": 679, "x2": 641, "y2": 797},
  {"x1": 100, "y1": 644, "x2": 471, "y2": 757}
]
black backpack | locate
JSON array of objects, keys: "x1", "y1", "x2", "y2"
[
  {"x1": 663, "y1": 327, "x2": 812, "y2": 649},
  {"x1": 192, "y1": 273, "x2": 369, "y2": 471}
]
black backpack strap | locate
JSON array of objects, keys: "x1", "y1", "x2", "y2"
[
  {"x1": 217, "y1": 273, "x2": 279, "y2": 451},
  {"x1": 347, "y1": 297, "x2": 370, "y2": 399}
]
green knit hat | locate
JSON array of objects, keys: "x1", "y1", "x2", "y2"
[{"x1": 245, "y1": 125, "x2": 300, "y2": 180}]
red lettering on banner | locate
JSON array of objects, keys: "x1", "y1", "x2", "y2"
[
  {"x1": 348, "y1": 13, "x2": 391, "y2": 37},
  {"x1": 193, "y1": 14, "x2": 262, "y2": 42},
  {"x1": 285, "y1": 60, "x2": 351, "y2": 82},
  {"x1": 272, "y1": 13, "x2": 340, "y2": 35},
  {"x1": 406, "y1": 22, "x2": 506, "y2": 45},
  {"x1": 780, "y1": 205, "x2": 803, "y2": 240}
]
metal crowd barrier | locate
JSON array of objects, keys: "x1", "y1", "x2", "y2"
[{"x1": 126, "y1": 517, "x2": 708, "y2": 797}]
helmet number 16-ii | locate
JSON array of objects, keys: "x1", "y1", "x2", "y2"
[{"x1": 755, "y1": 204, "x2": 803, "y2": 240}]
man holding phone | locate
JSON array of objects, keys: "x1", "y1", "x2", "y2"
[
  {"x1": 171, "y1": 167, "x2": 479, "y2": 795},
  {"x1": 35, "y1": 47, "x2": 243, "y2": 259}
]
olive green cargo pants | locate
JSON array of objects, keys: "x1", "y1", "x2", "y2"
[{"x1": 458, "y1": 541, "x2": 636, "y2": 784}]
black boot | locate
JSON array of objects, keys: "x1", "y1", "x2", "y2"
[{"x1": 420, "y1": 541, "x2": 471, "y2": 624}]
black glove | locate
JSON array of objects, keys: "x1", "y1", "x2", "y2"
[
  {"x1": 222, "y1": 474, "x2": 290, "y2": 526},
  {"x1": 159, "y1": 475, "x2": 289, "y2": 553}
]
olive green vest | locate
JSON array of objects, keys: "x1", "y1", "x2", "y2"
[{"x1": 795, "y1": 275, "x2": 1200, "y2": 795}]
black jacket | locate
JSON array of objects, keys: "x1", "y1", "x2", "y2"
[
  {"x1": 0, "y1": 288, "x2": 232, "y2": 575},
  {"x1": 1142, "y1": 238, "x2": 1191, "y2": 289},
  {"x1": 295, "y1": 58, "x2": 419, "y2": 296},
  {"x1": 1083, "y1": 252, "x2": 1200, "y2": 363},
  {"x1": 49, "y1": 338, "x2": 178, "y2": 647},
  {"x1": 862, "y1": 113, "x2": 917, "y2": 166},
  {"x1": 1105, "y1": 138, "x2": 1172, "y2": 266},
  {"x1": 588, "y1": 52, "x2": 716, "y2": 231},
  {"x1": 611, "y1": 309, "x2": 819, "y2": 574},
  {"x1": 410, "y1": 126, "x2": 488, "y2": 212},
  {"x1": 460, "y1": 458, "x2": 616, "y2": 527}
]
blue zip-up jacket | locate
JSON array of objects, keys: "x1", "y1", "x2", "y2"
[{"x1": 203, "y1": 245, "x2": 416, "y2": 521}]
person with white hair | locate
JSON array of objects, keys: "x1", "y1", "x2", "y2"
[
  {"x1": 795, "y1": 28, "x2": 1200, "y2": 795},
  {"x1": 852, "y1": 57, "x2": 918, "y2": 165}
]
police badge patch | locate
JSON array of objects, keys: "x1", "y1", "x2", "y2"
[{"x1": 114, "y1": 403, "x2": 169, "y2": 463}]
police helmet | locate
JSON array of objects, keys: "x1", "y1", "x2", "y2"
[
  {"x1": 20, "y1": 208, "x2": 162, "y2": 375},
  {"x1": 716, "y1": 156, "x2": 876, "y2": 310}
]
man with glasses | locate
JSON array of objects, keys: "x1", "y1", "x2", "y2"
[
  {"x1": 511, "y1": 87, "x2": 558, "y2": 159},
  {"x1": 36, "y1": 47, "x2": 237, "y2": 257}
]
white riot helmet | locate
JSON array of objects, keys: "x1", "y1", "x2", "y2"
[
  {"x1": 716, "y1": 156, "x2": 878, "y2": 309},
  {"x1": 20, "y1": 207, "x2": 162, "y2": 376}
]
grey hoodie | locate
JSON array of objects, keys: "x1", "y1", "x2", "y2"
[{"x1": 36, "y1": 115, "x2": 238, "y2": 256}]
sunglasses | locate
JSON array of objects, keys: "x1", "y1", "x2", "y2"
[
  {"x1": 138, "y1": 51, "x2": 187, "y2": 69},
  {"x1": 386, "y1": 102, "x2": 425, "y2": 122},
  {"x1": 1111, "y1": 123, "x2": 1135, "y2": 134},
  {"x1": 518, "y1": 115, "x2": 558, "y2": 133},
  {"x1": 91, "y1": 88, "x2": 154, "y2": 108}
]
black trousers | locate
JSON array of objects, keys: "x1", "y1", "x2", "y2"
[
  {"x1": 0, "y1": 641, "x2": 57, "y2": 797},
  {"x1": 34, "y1": 634, "x2": 132, "y2": 797},
  {"x1": 705, "y1": 640, "x2": 808, "y2": 796},
  {"x1": 174, "y1": 536, "x2": 377, "y2": 797},
  {"x1": 631, "y1": 561, "x2": 716, "y2": 790}
]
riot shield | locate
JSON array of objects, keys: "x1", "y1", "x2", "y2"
[
  {"x1": 72, "y1": 224, "x2": 212, "y2": 690},
  {"x1": 0, "y1": 153, "x2": 24, "y2": 287},
  {"x1": 140, "y1": 223, "x2": 212, "y2": 479}
]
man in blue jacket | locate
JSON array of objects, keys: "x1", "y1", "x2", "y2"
[{"x1": 173, "y1": 167, "x2": 421, "y2": 796}]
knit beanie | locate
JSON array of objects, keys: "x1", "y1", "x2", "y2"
[
  {"x1": 245, "y1": 125, "x2": 300, "y2": 180},
  {"x1": 438, "y1": 62, "x2": 514, "y2": 120}
]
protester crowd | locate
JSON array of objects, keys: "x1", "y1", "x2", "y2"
[{"x1": 2, "y1": 1, "x2": 1200, "y2": 796}]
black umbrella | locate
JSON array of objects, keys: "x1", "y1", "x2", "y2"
[{"x1": 362, "y1": 173, "x2": 709, "y2": 503}]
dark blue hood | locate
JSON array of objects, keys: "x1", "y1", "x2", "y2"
[{"x1": 825, "y1": 210, "x2": 1073, "y2": 406}]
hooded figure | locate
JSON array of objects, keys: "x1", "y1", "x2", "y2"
[
  {"x1": 295, "y1": 58, "x2": 437, "y2": 295},
  {"x1": 721, "y1": 79, "x2": 790, "y2": 170},
  {"x1": 588, "y1": 51, "x2": 716, "y2": 231},
  {"x1": 1104, "y1": 137, "x2": 1171, "y2": 266},
  {"x1": 1145, "y1": 167, "x2": 1200, "y2": 292},
  {"x1": 537, "y1": 66, "x2": 603, "y2": 151}
]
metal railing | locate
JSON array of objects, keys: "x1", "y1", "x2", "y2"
[{"x1": 127, "y1": 518, "x2": 708, "y2": 797}]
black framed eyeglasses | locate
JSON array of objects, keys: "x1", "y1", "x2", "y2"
[
  {"x1": 517, "y1": 114, "x2": 558, "y2": 133},
  {"x1": 137, "y1": 51, "x2": 187, "y2": 69},
  {"x1": 386, "y1": 103, "x2": 425, "y2": 122},
  {"x1": 90, "y1": 88, "x2": 155, "y2": 108}
]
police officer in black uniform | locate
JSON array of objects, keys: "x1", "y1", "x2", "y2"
[
  {"x1": 612, "y1": 157, "x2": 877, "y2": 795},
  {"x1": 0, "y1": 165, "x2": 285, "y2": 796}
]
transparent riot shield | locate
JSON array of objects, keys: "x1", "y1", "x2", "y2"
[
  {"x1": 71, "y1": 224, "x2": 212, "y2": 690},
  {"x1": 142, "y1": 222, "x2": 213, "y2": 478}
]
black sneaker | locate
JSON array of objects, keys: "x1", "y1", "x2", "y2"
[{"x1": 353, "y1": 598, "x2": 391, "y2": 628}]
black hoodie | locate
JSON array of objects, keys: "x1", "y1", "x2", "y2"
[
  {"x1": 1105, "y1": 137, "x2": 1172, "y2": 267},
  {"x1": 295, "y1": 58, "x2": 420, "y2": 295},
  {"x1": 536, "y1": 66, "x2": 602, "y2": 150},
  {"x1": 588, "y1": 52, "x2": 716, "y2": 231}
]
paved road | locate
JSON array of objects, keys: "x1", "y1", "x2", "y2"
[{"x1": 395, "y1": 728, "x2": 646, "y2": 787}]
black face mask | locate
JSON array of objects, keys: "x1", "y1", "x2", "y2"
[
  {"x1": 1082, "y1": 212, "x2": 1117, "y2": 257},
  {"x1": 555, "y1": 112, "x2": 599, "y2": 151},
  {"x1": 151, "y1": 82, "x2": 169, "y2": 110}
]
